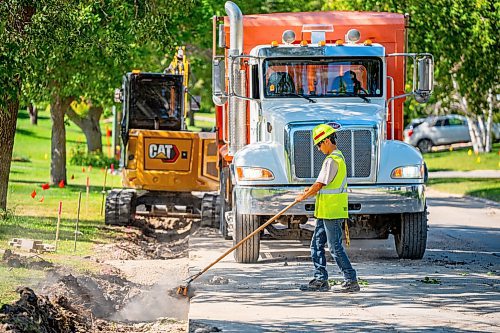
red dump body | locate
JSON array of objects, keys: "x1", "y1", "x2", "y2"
[{"x1": 216, "y1": 10, "x2": 407, "y2": 148}]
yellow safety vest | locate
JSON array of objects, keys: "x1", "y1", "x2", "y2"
[{"x1": 314, "y1": 151, "x2": 348, "y2": 219}]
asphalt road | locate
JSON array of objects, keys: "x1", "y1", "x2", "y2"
[{"x1": 187, "y1": 189, "x2": 500, "y2": 332}]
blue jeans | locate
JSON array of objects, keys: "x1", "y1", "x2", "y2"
[{"x1": 310, "y1": 218, "x2": 357, "y2": 282}]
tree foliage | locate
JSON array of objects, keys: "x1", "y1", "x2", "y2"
[
  {"x1": 324, "y1": 0, "x2": 499, "y2": 150},
  {"x1": 0, "y1": 0, "x2": 196, "y2": 207}
]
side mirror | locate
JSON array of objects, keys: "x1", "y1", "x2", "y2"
[
  {"x1": 212, "y1": 58, "x2": 227, "y2": 106},
  {"x1": 415, "y1": 55, "x2": 434, "y2": 103}
]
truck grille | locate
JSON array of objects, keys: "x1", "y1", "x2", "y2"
[{"x1": 292, "y1": 129, "x2": 373, "y2": 179}]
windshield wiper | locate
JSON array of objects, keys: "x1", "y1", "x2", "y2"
[
  {"x1": 354, "y1": 94, "x2": 370, "y2": 103},
  {"x1": 336, "y1": 92, "x2": 371, "y2": 103},
  {"x1": 282, "y1": 92, "x2": 317, "y2": 103}
]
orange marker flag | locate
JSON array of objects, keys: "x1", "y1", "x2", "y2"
[
  {"x1": 82, "y1": 167, "x2": 86, "y2": 173},
  {"x1": 41, "y1": 183, "x2": 50, "y2": 190},
  {"x1": 58, "y1": 180, "x2": 65, "y2": 188},
  {"x1": 39, "y1": 196, "x2": 44, "y2": 203},
  {"x1": 31, "y1": 189, "x2": 37, "y2": 199}
]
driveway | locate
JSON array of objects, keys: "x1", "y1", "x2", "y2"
[{"x1": 187, "y1": 189, "x2": 500, "y2": 332}]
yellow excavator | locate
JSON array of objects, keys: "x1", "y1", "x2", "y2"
[{"x1": 105, "y1": 47, "x2": 220, "y2": 226}]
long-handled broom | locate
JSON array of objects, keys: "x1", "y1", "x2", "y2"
[{"x1": 176, "y1": 200, "x2": 299, "y2": 296}]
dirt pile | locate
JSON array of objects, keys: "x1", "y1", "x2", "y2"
[
  {"x1": 2, "y1": 249, "x2": 53, "y2": 270},
  {"x1": 41, "y1": 271, "x2": 136, "y2": 319},
  {"x1": 0, "y1": 287, "x2": 90, "y2": 332},
  {"x1": 1, "y1": 216, "x2": 194, "y2": 332}
]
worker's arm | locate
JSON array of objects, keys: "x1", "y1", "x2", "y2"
[{"x1": 295, "y1": 182, "x2": 325, "y2": 202}]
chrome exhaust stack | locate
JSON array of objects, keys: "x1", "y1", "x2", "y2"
[{"x1": 225, "y1": 1, "x2": 247, "y2": 154}]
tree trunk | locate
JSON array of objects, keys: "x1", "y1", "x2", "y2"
[
  {"x1": 66, "y1": 105, "x2": 103, "y2": 153},
  {"x1": 485, "y1": 88, "x2": 493, "y2": 153},
  {"x1": 28, "y1": 102, "x2": 38, "y2": 125},
  {"x1": 50, "y1": 94, "x2": 70, "y2": 186},
  {"x1": 0, "y1": 98, "x2": 20, "y2": 211}
]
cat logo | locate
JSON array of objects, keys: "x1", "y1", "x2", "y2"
[{"x1": 149, "y1": 144, "x2": 179, "y2": 163}]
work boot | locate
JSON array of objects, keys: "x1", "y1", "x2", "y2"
[
  {"x1": 299, "y1": 279, "x2": 330, "y2": 292},
  {"x1": 337, "y1": 280, "x2": 360, "y2": 293}
]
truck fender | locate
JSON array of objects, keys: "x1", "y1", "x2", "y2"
[
  {"x1": 231, "y1": 142, "x2": 288, "y2": 185},
  {"x1": 377, "y1": 140, "x2": 425, "y2": 183}
]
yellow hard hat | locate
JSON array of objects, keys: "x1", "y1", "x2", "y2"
[{"x1": 312, "y1": 124, "x2": 336, "y2": 146}]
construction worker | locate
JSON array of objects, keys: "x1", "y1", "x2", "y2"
[{"x1": 296, "y1": 124, "x2": 360, "y2": 292}]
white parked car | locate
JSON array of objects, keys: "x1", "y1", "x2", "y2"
[{"x1": 405, "y1": 115, "x2": 471, "y2": 153}]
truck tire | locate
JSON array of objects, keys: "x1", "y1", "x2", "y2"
[
  {"x1": 417, "y1": 139, "x2": 433, "y2": 153},
  {"x1": 395, "y1": 210, "x2": 427, "y2": 259},
  {"x1": 233, "y1": 213, "x2": 260, "y2": 263},
  {"x1": 105, "y1": 189, "x2": 137, "y2": 226},
  {"x1": 201, "y1": 194, "x2": 220, "y2": 228}
]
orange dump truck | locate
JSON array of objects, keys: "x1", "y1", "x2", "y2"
[{"x1": 213, "y1": 1, "x2": 434, "y2": 262}]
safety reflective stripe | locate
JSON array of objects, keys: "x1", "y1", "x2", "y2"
[{"x1": 319, "y1": 177, "x2": 347, "y2": 194}]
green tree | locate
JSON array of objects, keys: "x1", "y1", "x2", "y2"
[
  {"x1": 0, "y1": 0, "x2": 194, "y2": 210},
  {"x1": 323, "y1": 0, "x2": 499, "y2": 152}
]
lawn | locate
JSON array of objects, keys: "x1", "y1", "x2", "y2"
[
  {"x1": 423, "y1": 144, "x2": 499, "y2": 202},
  {"x1": 423, "y1": 143, "x2": 500, "y2": 171},
  {"x1": 427, "y1": 178, "x2": 500, "y2": 202}
]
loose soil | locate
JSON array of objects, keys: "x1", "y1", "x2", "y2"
[{"x1": 1, "y1": 215, "x2": 200, "y2": 333}]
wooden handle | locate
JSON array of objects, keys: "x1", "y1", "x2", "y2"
[{"x1": 191, "y1": 200, "x2": 299, "y2": 282}]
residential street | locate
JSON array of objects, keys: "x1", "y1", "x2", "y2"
[{"x1": 188, "y1": 189, "x2": 500, "y2": 332}]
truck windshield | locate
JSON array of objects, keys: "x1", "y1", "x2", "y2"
[{"x1": 263, "y1": 58, "x2": 382, "y2": 98}]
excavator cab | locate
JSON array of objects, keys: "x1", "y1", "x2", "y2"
[{"x1": 121, "y1": 73, "x2": 183, "y2": 144}]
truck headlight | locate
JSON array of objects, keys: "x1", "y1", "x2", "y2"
[
  {"x1": 391, "y1": 165, "x2": 424, "y2": 179},
  {"x1": 236, "y1": 167, "x2": 274, "y2": 181}
]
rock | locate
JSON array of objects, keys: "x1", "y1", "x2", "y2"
[{"x1": 208, "y1": 276, "x2": 229, "y2": 285}]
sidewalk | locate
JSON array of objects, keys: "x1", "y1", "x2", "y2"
[{"x1": 428, "y1": 170, "x2": 500, "y2": 179}]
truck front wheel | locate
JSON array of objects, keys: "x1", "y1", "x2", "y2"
[
  {"x1": 234, "y1": 213, "x2": 260, "y2": 263},
  {"x1": 394, "y1": 210, "x2": 428, "y2": 259}
]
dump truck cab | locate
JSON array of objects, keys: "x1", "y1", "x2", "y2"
[{"x1": 214, "y1": 1, "x2": 433, "y2": 263}]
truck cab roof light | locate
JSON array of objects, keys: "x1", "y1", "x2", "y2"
[
  {"x1": 364, "y1": 39, "x2": 373, "y2": 46},
  {"x1": 300, "y1": 40, "x2": 308, "y2": 47},
  {"x1": 335, "y1": 39, "x2": 344, "y2": 46},
  {"x1": 132, "y1": 69, "x2": 141, "y2": 74},
  {"x1": 282, "y1": 30, "x2": 296, "y2": 44},
  {"x1": 271, "y1": 40, "x2": 279, "y2": 47},
  {"x1": 345, "y1": 29, "x2": 361, "y2": 43},
  {"x1": 318, "y1": 40, "x2": 326, "y2": 47}
]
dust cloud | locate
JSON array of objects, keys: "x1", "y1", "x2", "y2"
[{"x1": 111, "y1": 280, "x2": 189, "y2": 322}]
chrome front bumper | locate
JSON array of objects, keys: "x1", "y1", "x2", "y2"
[{"x1": 234, "y1": 184, "x2": 425, "y2": 215}]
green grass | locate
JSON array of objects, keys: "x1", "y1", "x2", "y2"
[
  {"x1": 1, "y1": 108, "x2": 122, "y2": 304},
  {"x1": 0, "y1": 264, "x2": 45, "y2": 304},
  {"x1": 427, "y1": 178, "x2": 500, "y2": 202},
  {"x1": 424, "y1": 143, "x2": 500, "y2": 171}
]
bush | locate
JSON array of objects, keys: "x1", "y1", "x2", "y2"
[{"x1": 69, "y1": 145, "x2": 118, "y2": 168}]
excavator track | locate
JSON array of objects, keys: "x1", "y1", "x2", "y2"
[
  {"x1": 201, "y1": 194, "x2": 221, "y2": 228},
  {"x1": 105, "y1": 189, "x2": 137, "y2": 226},
  {"x1": 105, "y1": 190, "x2": 221, "y2": 229}
]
